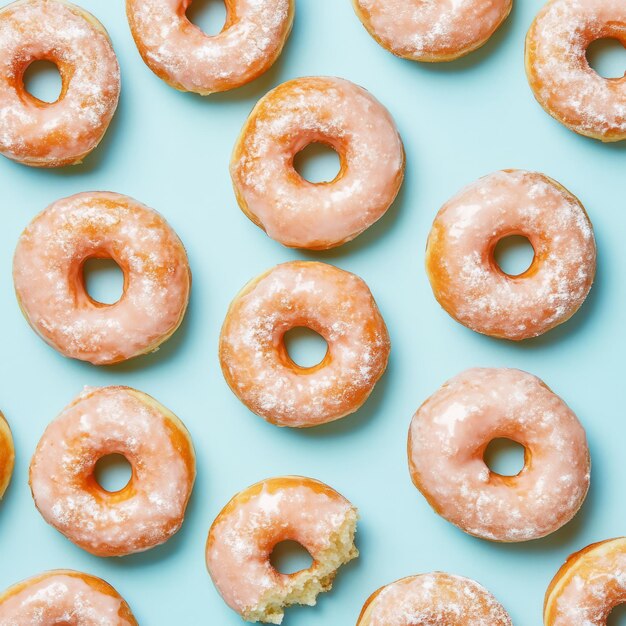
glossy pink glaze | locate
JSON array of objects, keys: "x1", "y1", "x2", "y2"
[
  {"x1": 126, "y1": 0, "x2": 294, "y2": 94},
  {"x1": 29, "y1": 386, "x2": 195, "y2": 557},
  {"x1": 408, "y1": 368, "x2": 590, "y2": 542},
  {"x1": 425, "y1": 170, "x2": 596, "y2": 340},
  {"x1": 230, "y1": 76, "x2": 405, "y2": 249},
  {"x1": 13, "y1": 192, "x2": 191, "y2": 365},
  {"x1": 0, "y1": 0, "x2": 120, "y2": 167}
]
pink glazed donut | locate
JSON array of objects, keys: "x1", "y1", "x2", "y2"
[
  {"x1": 230, "y1": 76, "x2": 405, "y2": 249},
  {"x1": 13, "y1": 192, "x2": 191, "y2": 365},
  {"x1": 352, "y1": 0, "x2": 513, "y2": 62},
  {"x1": 126, "y1": 0, "x2": 294, "y2": 95},
  {"x1": 425, "y1": 170, "x2": 596, "y2": 340},
  {"x1": 408, "y1": 368, "x2": 590, "y2": 542},
  {"x1": 0, "y1": 0, "x2": 120, "y2": 167},
  {"x1": 29, "y1": 386, "x2": 196, "y2": 557}
]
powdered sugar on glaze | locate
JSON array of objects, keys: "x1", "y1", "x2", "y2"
[
  {"x1": 219, "y1": 261, "x2": 390, "y2": 427},
  {"x1": 0, "y1": 0, "x2": 120, "y2": 167},
  {"x1": 353, "y1": 0, "x2": 512, "y2": 61},
  {"x1": 526, "y1": 0, "x2": 626, "y2": 141},
  {"x1": 358, "y1": 573, "x2": 511, "y2": 626},
  {"x1": 13, "y1": 192, "x2": 191, "y2": 365},
  {"x1": 408, "y1": 368, "x2": 590, "y2": 542},
  {"x1": 230, "y1": 76, "x2": 405, "y2": 249},
  {"x1": 425, "y1": 170, "x2": 596, "y2": 340},
  {"x1": 29, "y1": 386, "x2": 195, "y2": 557},
  {"x1": 127, "y1": 0, "x2": 293, "y2": 94}
]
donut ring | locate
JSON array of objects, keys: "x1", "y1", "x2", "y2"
[
  {"x1": 29, "y1": 386, "x2": 196, "y2": 557},
  {"x1": 206, "y1": 476, "x2": 358, "y2": 624},
  {"x1": 230, "y1": 76, "x2": 405, "y2": 250},
  {"x1": 425, "y1": 169, "x2": 596, "y2": 340},
  {"x1": 526, "y1": 0, "x2": 626, "y2": 142},
  {"x1": 545, "y1": 538, "x2": 626, "y2": 625},
  {"x1": 0, "y1": 0, "x2": 120, "y2": 167},
  {"x1": 13, "y1": 191, "x2": 191, "y2": 366},
  {"x1": 219, "y1": 261, "x2": 390, "y2": 427},
  {"x1": 126, "y1": 0, "x2": 294, "y2": 95},
  {"x1": 0, "y1": 412, "x2": 14, "y2": 501},
  {"x1": 357, "y1": 573, "x2": 512, "y2": 625},
  {"x1": 352, "y1": 0, "x2": 513, "y2": 62},
  {"x1": 408, "y1": 368, "x2": 590, "y2": 542}
]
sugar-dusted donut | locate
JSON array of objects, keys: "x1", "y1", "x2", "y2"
[
  {"x1": 0, "y1": 412, "x2": 14, "y2": 501},
  {"x1": 230, "y1": 76, "x2": 405, "y2": 249},
  {"x1": 219, "y1": 261, "x2": 390, "y2": 427},
  {"x1": 29, "y1": 386, "x2": 196, "y2": 557},
  {"x1": 13, "y1": 192, "x2": 191, "y2": 365},
  {"x1": 545, "y1": 537, "x2": 626, "y2": 625},
  {"x1": 206, "y1": 476, "x2": 358, "y2": 624},
  {"x1": 0, "y1": 0, "x2": 120, "y2": 167},
  {"x1": 352, "y1": 0, "x2": 513, "y2": 62},
  {"x1": 408, "y1": 368, "x2": 590, "y2": 542},
  {"x1": 0, "y1": 570, "x2": 138, "y2": 625},
  {"x1": 526, "y1": 0, "x2": 626, "y2": 142},
  {"x1": 126, "y1": 0, "x2": 294, "y2": 95},
  {"x1": 425, "y1": 170, "x2": 596, "y2": 340},
  {"x1": 357, "y1": 573, "x2": 512, "y2": 625}
]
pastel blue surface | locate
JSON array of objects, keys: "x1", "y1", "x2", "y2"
[{"x1": 1, "y1": 1, "x2": 626, "y2": 624}]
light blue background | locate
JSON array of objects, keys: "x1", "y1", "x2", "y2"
[{"x1": 1, "y1": 0, "x2": 626, "y2": 623}]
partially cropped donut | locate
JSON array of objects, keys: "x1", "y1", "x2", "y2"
[
  {"x1": 0, "y1": 412, "x2": 14, "y2": 501},
  {"x1": 219, "y1": 261, "x2": 390, "y2": 427},
  {"x1": 425, "y1": 170, "x2": 596, "y2": 340},
  {"x1": 206, "y1": 476, "x2": 358, "y2": 624},
  {"x1": 0, "y1": 0, "x2": 120, "y2": 167},
  {"x1": 30, "y1": 386, "x2": 196, "y2": 557},
  {"x1": 357, "y1": 573, "x2": 512, "y2": 625},
  {"x1": 13, "y1": 192, "x2": 191, "y2": 365},
  {"x1": 408, "y1": 368, "x2": 590, "y2": 542},
  {"x1": 230, "y1": 76, "x2": 404, "y2": 249},
  {"x1": 127, "y1": 0, "x2": 294, "y2": 94},
  {"x1": 0, "y1": 570, "x2": 137, "y2": 625},
  {"x1": 352, "y1": 0, "x2": 512, "y2": 62},
  {"x1": 526, "y1": 0, "x2": 626, "y2": 142}
]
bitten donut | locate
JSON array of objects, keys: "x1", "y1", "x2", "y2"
[
  {"x1": 230, "y1": 76, "x2": 405, "y2": 249},
  {"x1": 545, "y1": 538, "x2": 626, "y2": 625},
  {"x1": 29, "y1": 386, "x2": 196, "y2": 557},
  {"x1": 425, "y1": 170, "x2": 596, "y2": 340},
  {"x1": 0, "y1": 570, "x2": 138, "y2": 625},
  {"x1": 0, "y1": 413, "x2": 14, "y2": 501},
  {"x1": 126, "y1": 0, "x2": 294, "y2": 95},
  {"x1": 526, "y1": 0, "x2": 626, "y2": 142},
  {"x1": 13, "y1": 192, "x2": 191, "y2": 365},
  {"x1": 0, "y1": 0, "x2": 120, "y2": 167},
  {"x1": 206, "y1": 476, "x2": 358, "y2": 624},
  {"x1": 408, "y1": 368, "x2": 590, "y2": 542},
  {"x1": 352, "y1": 0, "x2": 512, "y2": 62},
  {"x1": 219, "y1": 261, "x2": 390, "y2": 427},
  {"x1": 356, "y1": 573, "x2": 512, "y2": 625}
]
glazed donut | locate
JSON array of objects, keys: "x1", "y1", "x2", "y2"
[
  {"x1": 352, "y1": 0, "x2": 512, "y2": 62},
  {"x1": 356, "y1": 573, "x2": 512, "y2": 625},
  {"x1": 0, "y1": 0, "x2": 120, "y2": 167},
  {"x1": 526, "y1": 0, "x2": 626, "y2": 142},
  {"x1": 29, "y1": 386, "x2": 196, "y2": 557},
  {"x1": 0, "y1": 570, "x2": 137, "y2": 625},
  {"x1": 13, "y1": 192, "x2": 191, "y2": 365},
  {"x1": 408, "y1": 368, "x2": 590, "y2": 542},
  {"x1": 230, "y1": 76, "x2": 405, "y2": 249},
  {"x1": 0, "y1": 412, "x2": 14, "y2": 501},
  {"x1": 545, "y1": 537, "x2": 626, "y2": 625},
  {"x1": 126, "y1": 0, "x2": 294, "y2": 95},
  {"x1": 425, "y1": 169, "x2": 596, "y2": 340},
  {"x1": 206, "y1": 476, "x2": 358, "y2": 624},
  {"x1": 219, "y1": 261, "x2": 390, "y2": 427}
]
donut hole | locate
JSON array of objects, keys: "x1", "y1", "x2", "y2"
[
  {"x1": 283, "y1": 327, "x2": 328, "y2": 368},
  {"x1": 493, "y1": 235, "x2": 535, "y2": 277},
  {"x1": 270, "y1": 541, "x2": 314, "y2": 575},
  {"x1": 94, "y1": 454, "x2": 132, "y2": 493},
  {"x1": 586, "y1": 38, "x2": 626, "y2": 79},
  {"x1": 608, "y1": 604, "x2": 626, "y2": 625},
  {"x1": 483, "y1": 439, "x2": 525, "y2": 476},
  {"x1": 82, "y1": 258, "x2": 124, "y2": 305},
  {"x1": 22, "y1": 60, "x2": 62, "y2": 103},
  {"x1": 186, "y1": 0, "x2": 227, "y2": 36},
  {"x1": 293, "y1": 143, "x2": 342, "y2": 184}
]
